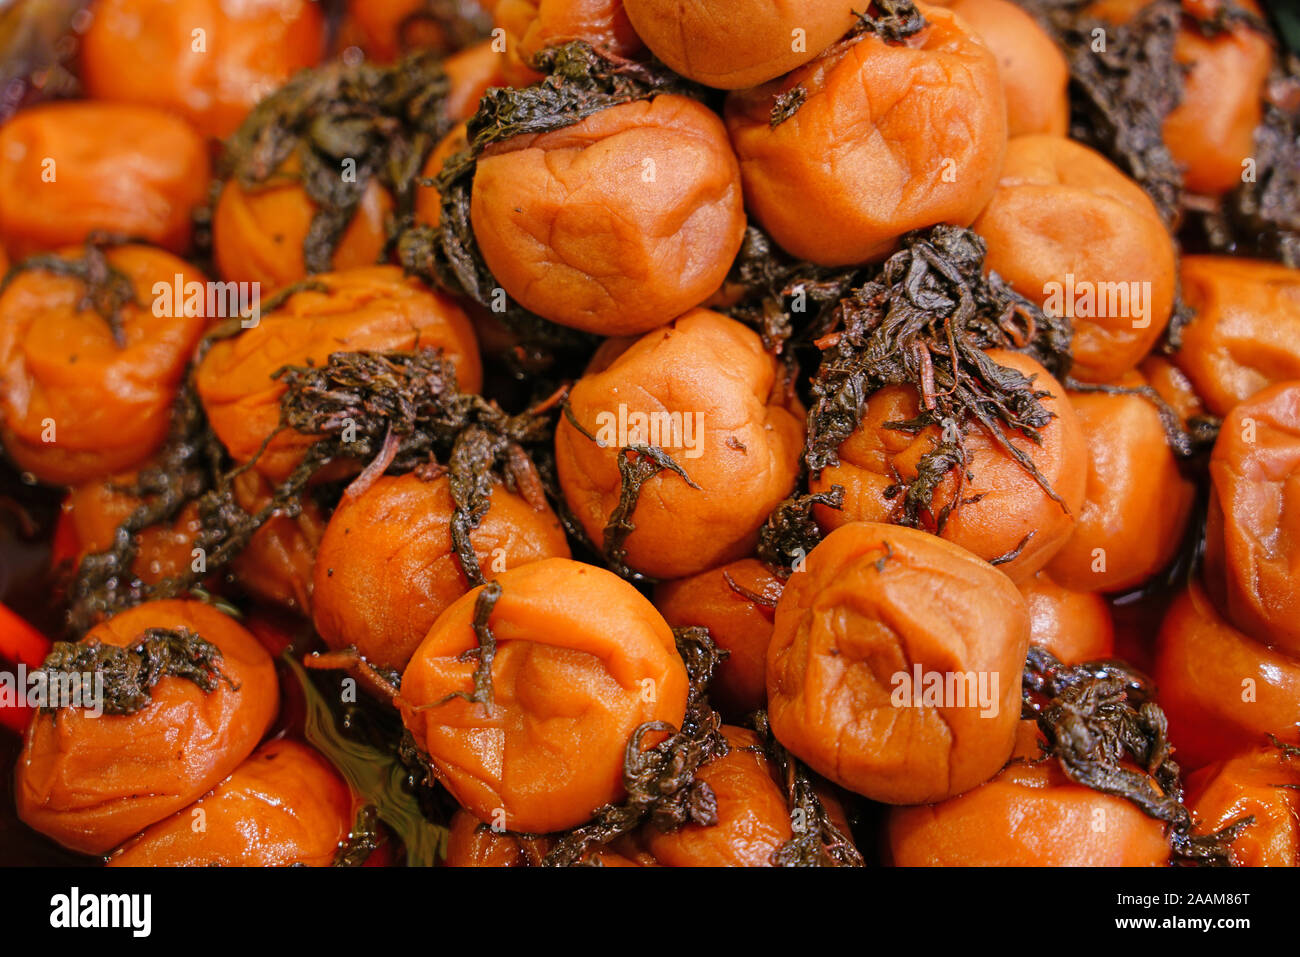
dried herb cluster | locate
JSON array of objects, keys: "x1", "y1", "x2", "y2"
[
  {"x1": 1023, "y1": 647, "x2": 1251, "y2": 866},
  {"x1": 755, "y1": 486, "x2": 845, "y2": 575},
  {"x1": 219, "y1": 50, "x2": 454, "y2": 272},
  {"x1": 268, "y1": 349, "x2": 537, "y2": 562},
  {"x1": 68, "y1": 347, "x2": 557, "y2": 634},
  {"x1": 39, "y1": 627, "x2": 231, "y2": 717},
  {"x1": 1020, "y1": 0, "x2": 1186, "y2": 225},
  {"x1": 805, "y1": 225, "x2": 1073, "y2": 529}
]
